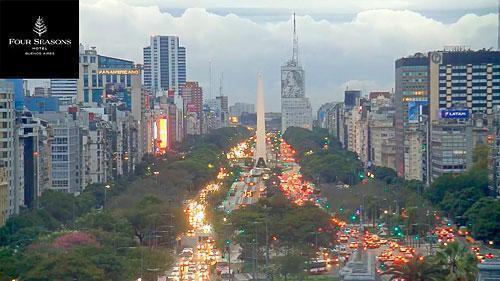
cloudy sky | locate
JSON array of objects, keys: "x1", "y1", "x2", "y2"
[{"x1": 78, "y1": 0, "x2": 498, "y2": 111}]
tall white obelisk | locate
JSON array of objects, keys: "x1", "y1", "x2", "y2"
[{"x1": 255, "y1": 73, "x2": 267, "y2": 167}]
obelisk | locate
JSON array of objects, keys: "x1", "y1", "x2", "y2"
[{"x1": 254, "y1": 73, "x2": 267, "y2": 168}]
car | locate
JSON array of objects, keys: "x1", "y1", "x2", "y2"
[
  {"x1": 485, "y1": 253, "x2": 495, "y2": 259},
  {"x1": 471, "y1": 246, "x2": 480, "y2": 253},
  {"x1": 339, "y1": 235, "x2": 349, "y2": 243},
  {"x1": 476, "y1": 253, "x2": 485, "y2": 262},
  {"x1": 349, "y1": 241, "x2": 358, "y2": 249}
]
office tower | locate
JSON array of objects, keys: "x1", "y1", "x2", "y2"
[
  {"x1": 34, "y1": 112, "x2": 82, "y2": 194},
  {"x1": 369, "y1": 94, "x2": 396, "y2": 170},
  {"x1": 143, "y1": 46, "x2": 151, "y2": 90},
  {"x1": 143, "y1": 36, "x2": 187, "y2": 98},
  {"x1": 0, "y1": 163, "x2": 7, "y2": 226},
  {"x1": 180, "y1": 82, "x2": 203, "y2": 135},
  {"x1": 0, "y1": 80, "x2": 15, "y2": 223},
  {"x1": 395, "y1": 53, "x2": 429, "y2": 180},
  {"x1": 396, "y1": 49, "x2": 500, "y2": 182},
  {"x1": 18, "y1": 111, "x2": 49, "y2": 208},
  {"x1": 427, "y1": 49, "x2": 500, "y2": 121},
  {"x1": 204, "y1": 96, "x2": 229, "y2": 130},
  {"x1": 281, "y1": 14, "x2": 312, "y2": 132},
  {"x1": 78, "y1": 46, "x2": 142, "y2": 114},
  {"x1": 344, "y1": 90, "x2": 361, "y2": 108},
  {"x1": 50, "y1": 79, "x2": 77, "y2": 104},
  {"x1": 317, "y1": 102, "x2": 337, "y2": 130}
]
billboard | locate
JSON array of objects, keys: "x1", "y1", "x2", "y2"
[
  {"x1": 281, "y1": 67, "x2": 305, "y2": 98},
  {"x1": 155, "y1": 116, "x2": 168, "y2": 155},
  {"x1": 441, "y1": 109, "x2": 469, "y2": 119},
  {"x1": 98, "y1": 69, "x2": 140, "y2": 75},
  {"x1": 407, "y1": 100, "x2": 428, "y2": 123}
]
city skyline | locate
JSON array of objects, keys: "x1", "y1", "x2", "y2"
[{"x1": 79, "y1": 0, "x2": 498, "y2": 111}]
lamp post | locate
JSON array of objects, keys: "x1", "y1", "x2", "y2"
[
  {"x1": 153, "y1": 171, "x2": 160, "y2": 184},
  {"x1": 104, "y1": 184, "x2": 111, "y2": 209}
]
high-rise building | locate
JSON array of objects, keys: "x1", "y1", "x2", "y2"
[
  {"x1": 344, "y1": 90, "x2": 361, "y2": 109},
  {"x1": 396, "y1": 49, "x2": 500, "y2": 182},
  {"x1": 143, "y1": 36, "x2": 187, "y2": 98},
  {"x1": 395, "y1": 53, "x2": 429, "y2": 180},
  {"x1": 34, "y1": 112, "x2": 82, "y2": 194},
  {"x1": 317, "y1": 102, "x2": 338, "y2": 130},
  {"x1": 369, "y1": 94, "x2": 396, "y2": 170},
  {"x1": 50, "y1": 79, "x2": 77, "y2": 104},
  {"x1": 428, "y1": 50, "x2": 500, "y2": 121},
  {"x1": 0, "y1": 164, "x2": 7, "y2": 225},
  {"x1": 78, "y1": 46, "x2": 142, "y2": 112},
  {"x1": 281, "y1": 14, "x2": 312, "y2": 132},
  {"x1": 204, "y1": 96, "x2": 229, "y2": 131},
  {"x1": 430, "y1": 114, "x2": 490, "y2": 180},
  {"x1": 181, "y1": 82, "x2": 203, "y2": 135},
  {"x1": 0, "y1": 80, "x2": 15, "y2": 222}
]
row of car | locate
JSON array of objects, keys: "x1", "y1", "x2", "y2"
[{"x1": 169, "y1": 237, "x2": 219, "y2": 281}]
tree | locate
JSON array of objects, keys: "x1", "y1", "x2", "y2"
[
  {"x1": 433, "y1": 242, "x2": 478, "y2": 281},
  {"x1": 20, "y1": 248, "x2": 106, "y2": 281},
  {"x1": 464, "y1": 197, "x2": 500, "y2": 244},
  {"x1": 439, "y1": 187, "x2": 486, "y2": 220},
  {"x1": 274, "y1": 252, "x2": 306, "y2": 281},
  {"x1": 383, "y1": 255, "x2": 445, "y2": 281}
]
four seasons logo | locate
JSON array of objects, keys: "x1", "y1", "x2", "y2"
[{"x1": 33, "y1": 16, "x2": 47, "y2": 37}]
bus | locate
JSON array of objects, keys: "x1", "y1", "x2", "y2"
[{"x1": 306, "y1": 259, "x2": 328, "y2": 274}]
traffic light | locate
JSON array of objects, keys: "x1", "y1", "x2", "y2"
[
  {"x1": 358, "y1": 171, "x2": 365, "y2": 179},
  {"x1": 225, "y1": 239, "x2": 231, "y2": 245}
]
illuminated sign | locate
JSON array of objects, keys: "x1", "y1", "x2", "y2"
[
  {"x1": 229, "y1": 116, "x2": 239, "y2": 124},
  {"x1": 407, "y1": 101, "x2": 428, "y2": 123},
  {"x1": 97, "y1": 69, "x2": 140, "y2": 75},
  {"x1": 158, "y1": 118, "x2": 168, "y2": 149},
  {"x1": 403, "y1": 96, "x2": 427, "y2": 102},
  {"x1": 441, "y1": 110, "x2": 469, "y2": 119}
]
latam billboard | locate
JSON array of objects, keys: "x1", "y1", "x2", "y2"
[{"x1": 441, "y1": 109, "x2": 469, "y2": 119}]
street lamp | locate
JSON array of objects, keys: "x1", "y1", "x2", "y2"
[
  {"x1": 104, "y1": 184, "x2": 111, "y2": 209},
  {"x1": 153, "y1": 171, "x2": 160, "y2": 184}
]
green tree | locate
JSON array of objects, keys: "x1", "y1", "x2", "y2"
[
  {"x1": 464, "y1": 197, "x2": 500, "y2": 244},
  {"x1": 274, "y1": 252, "x2": 306, "y2": 281},
  {"x1": 433, "y1": 242, "x2": 478, "y2": 281},
  {"x1": 439, "y1": 187, "x2": 486, "y2": 219},
  {"x1": 383, "y1": 255, "x2": 445, "y2": 281},
  {"x1": 20, "y1": 248, "x2": 106, "y2": 281}
]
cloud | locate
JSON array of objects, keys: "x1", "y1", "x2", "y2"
[{"x1": 79, "y1": 0, "x2": 498, "y2": 111}]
